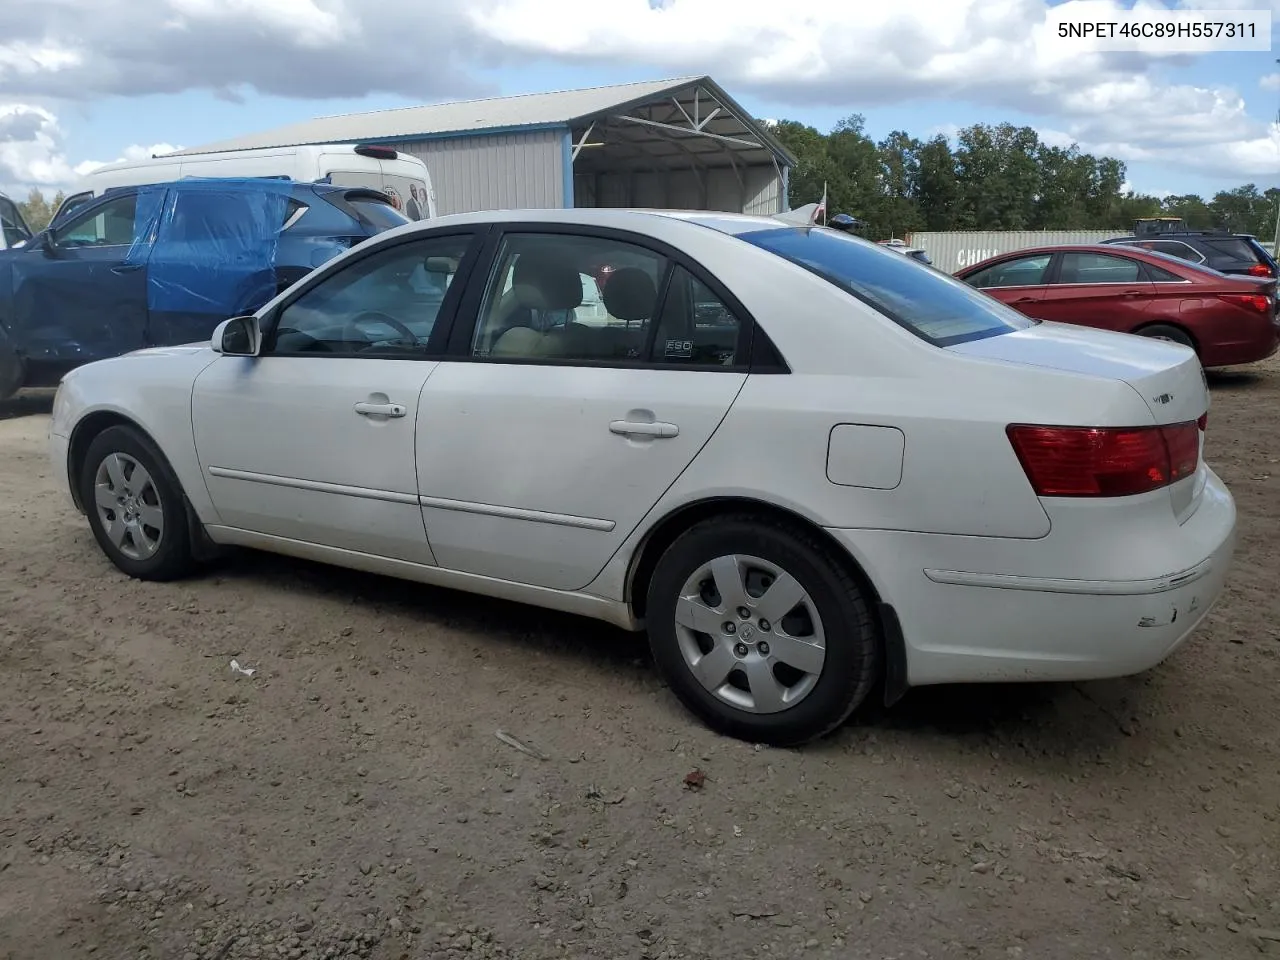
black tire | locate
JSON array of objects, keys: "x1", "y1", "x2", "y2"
[
  {"x1": 646, "y1": 514, "x2": 880, "y2": 746},
  {"x1": 79, "y1": 424, "x2": 196, "y2": 581},
  {"x1": 1137, "y1": 323, "x2": 1195, "y2": 351}
]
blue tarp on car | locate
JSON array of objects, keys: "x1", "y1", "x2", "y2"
[{"x1": 126, "y1": 177, "x2": 294, "y2": 318}]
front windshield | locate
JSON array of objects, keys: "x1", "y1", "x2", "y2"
[{"x1": 737, "y1": 226, "x2": 1035, "y2": 346}]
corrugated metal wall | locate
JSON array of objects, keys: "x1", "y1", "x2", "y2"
[
  {"x1": 574, "y1": 164, "x2": 782, "y2": 214},
  {"x1": 397, "y1": 130, "x2": 564, "y2": 215},
  {"x1": 906, "y1": 230, "x2": 1117, "y2": 273}
]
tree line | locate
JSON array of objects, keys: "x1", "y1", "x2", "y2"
[
  {"x1": 772, "y1": 116, "x2": 1279, "y2": 242},
  {"x1": 13, "y1": 189, "x2": 67, "y2": 233}
]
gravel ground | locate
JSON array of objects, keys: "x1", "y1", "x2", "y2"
[{"x1": 2, "y1": 359, "x2": 1279, "y2": 960}]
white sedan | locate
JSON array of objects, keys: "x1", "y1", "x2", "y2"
[{"x1": 48, "y1": 208, "x2": 1237, "y2": 745}]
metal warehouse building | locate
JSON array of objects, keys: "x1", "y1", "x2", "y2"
[{"x1": 171, "y1": 76, "x2": 795, "y2": 217}]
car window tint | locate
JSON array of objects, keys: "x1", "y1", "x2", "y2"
[
  {"x1": 473, "y1": 233, "x2": 667, "y2": 363},
  {"x1": 738, "y1": 226, "x2": 1034, "y2": 346},
  {"x1": 650, "y1": 266, "x2": 742, "y2": 366},
  {"x1": 1145, "y1": 263, "x2": 1186, "y2": 282},
  {"x1": 1148, "y1": 240, "x2": 1201, "y2": 262},
  {"x1": 348, "y1": 197, "x2": 412, "y2": 231},
  {"x1": 1201, "y1": 237, "x2": 1262, "y2": 263},
  {"x1": 1054, "y1": 252, "x2": 1142, "y2": 285},
  {"x1": 963, "y1": 255, "x2": 1052, "y2": 288},
  {"x1": 269, "y1": 236, "x2": 469, "y2": 355},
  {"x1": 55, "y1": 194, "x2": 138, "y2": 247}
]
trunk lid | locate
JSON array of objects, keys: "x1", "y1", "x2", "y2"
[{"x1": 949, "y1": 321, "x2": 1208, "y2": 520}]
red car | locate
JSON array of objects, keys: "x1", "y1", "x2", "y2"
[{"x1": 955, "y1": 244, "x2": 1279, "y2": 368}]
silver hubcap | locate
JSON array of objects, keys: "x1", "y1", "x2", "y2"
[
  {"x1": 674, "y1": 554, "x2": 826, "y2": 714},
  {"x1": 93, "y1": 452, "x2": 164, "y2": 560}
]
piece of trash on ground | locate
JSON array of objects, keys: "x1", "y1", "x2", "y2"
[
  {"x1": 495, "y1": 729, "x2": 549, "y2": 760},
  {"x1": 229, "y1": 659, "x2": 256, "y2": 677},
  {"x1": 683, "y1": 769, "x2": 706, "y2": 790}
]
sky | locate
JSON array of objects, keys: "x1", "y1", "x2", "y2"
[{"x1": 1, "y1": 0, "x2": 1277, "y2": 205}]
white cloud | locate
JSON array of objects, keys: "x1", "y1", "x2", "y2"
[
  {"x1": 0, "y1": 105, "x2": 181, "y2": 197},
  {"x1": 1262, "y1": 73, "x2": 1280, "y2": 92},
  {"x1": 0, "y1": 0, "x2": 1275, "y2": 192}
]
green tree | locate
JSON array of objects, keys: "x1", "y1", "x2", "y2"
[
  {"x1": 17, "y1": 188, "x2": 53, "y2": 233},
  {"x1": 915, "y1": 135, "x2": 959, "y2": 231}
]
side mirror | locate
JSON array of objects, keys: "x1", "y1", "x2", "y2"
[
  {"x1": 212, "y1": 315, "x2": 262, "y2": 357},
  {"x1": 36, "y1": 231, "x2": 56, "y2": 255}
]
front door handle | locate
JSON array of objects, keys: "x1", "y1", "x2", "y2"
[
  {"x1": 111, "y1": 263, "x2": 144, "y2": 275},
  {"x1": 610, "y1": 420, "x2": 679, "y2": 439},
  {"x1": 354, "y1": 401, "x2": 407, "y2": 418}
]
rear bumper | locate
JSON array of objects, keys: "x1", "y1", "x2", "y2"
[
  {"x1": 1198, "y1": 316, "x2": 1279, "y2": 368},
  {"x1": 827, "y1": 469, "x2": 1237, "y2": 686}
]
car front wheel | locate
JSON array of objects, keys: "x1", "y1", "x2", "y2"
[
  {"x1": 646, "y1": 515, "x2": 880, "y2": 746},
  {"x1": 79, "y1": 424, "x2": 196, "y2": 581}
]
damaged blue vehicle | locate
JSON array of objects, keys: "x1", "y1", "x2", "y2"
[{"x1": 0, "y1": 177, "x2": 410, "y2": 398}]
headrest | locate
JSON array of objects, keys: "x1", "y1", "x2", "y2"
[
  {"x1": 601, "y1": 268, "x2": 657, "y2": 322},
  {"x1": 511, "y1": 251, "x2": 583, "y2": 310}
]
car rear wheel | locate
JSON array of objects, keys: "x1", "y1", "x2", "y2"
[
  {"x1": 646, "y1": 515, "x2": 880, "y2": 746},
  {"x1": 79, "y1": 425, "x2": 196, "y2": 581},
  {"x1": 1137, "y1": 323, "x2": 1195, "y2": 351}
]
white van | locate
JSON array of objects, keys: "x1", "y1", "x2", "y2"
[{"x1": 54, "y1": 143, "x2": 436, "y2": 225}]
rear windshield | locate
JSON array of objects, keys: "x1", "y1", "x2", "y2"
[
  {"x1": 1202, "y1": 237, "x2": 1265, "y2": 263},
  {"x1": 738, "y1": 226, "x2": 1035, "y2": 346},
  {"x1": 348, "y1": 197, "x2": 411, "y2": 231}
]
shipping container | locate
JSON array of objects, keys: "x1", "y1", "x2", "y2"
[{"x1": 905, "y1": 230, "x2": 1117, "y2": 273}]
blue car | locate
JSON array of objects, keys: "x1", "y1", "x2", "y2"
[{"x1": 0, "y1": 177, "x2": 410, "y2": 398}]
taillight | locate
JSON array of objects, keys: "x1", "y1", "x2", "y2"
[
  {"x1": 1219, "y1": 293, "x2": 1272, "y2": 314},
  {"x1": 1007, "y1": 421, "x2": 1200, "y2": 497},
  {"x1": 1197, "y1": 412, "x2": 1207, "y2": 431},
  {"x1": 1246, "y1": 263, "x2": 1273, "y2": 277}
]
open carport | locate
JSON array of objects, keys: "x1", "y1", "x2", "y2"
[{"x1": 166, "y1": 76, "x2": 795, "y2": 217}]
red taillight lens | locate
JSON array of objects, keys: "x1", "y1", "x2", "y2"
[
  {"x1": 1197, "y1": 412, "x2": 1207, "y2": 431},
  {"x1": 1219, "y1": 293, "x2": 1272, "y2": 314},
  {"x1": 1007, "y1": 421, "x2": 1200, "y2": 497},
  {"x1": 1246, "y1": 263, "x2": 1273, "y2": 277}
]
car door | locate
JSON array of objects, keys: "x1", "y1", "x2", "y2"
[
  {"x1": 415, "y1": 226, "x2": 749, "y2": 592},
  {"x1": 1035, "y1": 251, "x2": 1155, "y2": 333},
  {"x1": 145, "y1": 183, "x2": 294, "y2": 348},
  {"x1": 959, "y1": 253, "x2": 1053, "y2": 318},
  {"x1": 9, "y1": 191, "x2": 151, "y2": 365},
  {"x1": 190, "y1": 229, "x2": 483, "y2": 564}
]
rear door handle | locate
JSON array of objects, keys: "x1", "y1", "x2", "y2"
[
  {"x1": 1120, "y1": 290, "x2": 1144, "y2": 298},
  {"x1": 354, "y1": 401, "x2": 407, "y2": 418},
  {"x1": 1010, "y1": 296, "x2": 1039, "y2": 303},
  {"x1": 111, "y1": 263, "x2": 144, "y2": 275},
  {"x1": 610, "y1": 420, "x2": 679, "y2": 439}
]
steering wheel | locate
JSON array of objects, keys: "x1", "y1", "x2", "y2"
[{"x1": 342, "y1": 310, "x2": 419, "y2": 349}]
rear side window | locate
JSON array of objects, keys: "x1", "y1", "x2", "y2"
[
  {"x1": 739, "y1": 227, "x2": 1034, "y2": 346},
  {"x1": 348, "y1": 197, "x2": 411, "y2": 231},
  {"x1": 1144, "y1": 263, "x2": 1187, "y2": 282}
]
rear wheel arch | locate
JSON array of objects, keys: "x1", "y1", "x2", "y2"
[
  {"x1": 627, "y1": 497, "x2": 884, "y2": 619},
  {"x1": 1133, "y1": 321, "x2": 1197, "y2": 352}
]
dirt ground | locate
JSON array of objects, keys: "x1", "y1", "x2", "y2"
[{"x1": 1, "y1": 358, "x2": 1278, "y2": 960}]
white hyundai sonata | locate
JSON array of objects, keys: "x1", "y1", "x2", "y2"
[{"x1": 48, "y1": 208, "x2": 1237, "y2": 745}]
